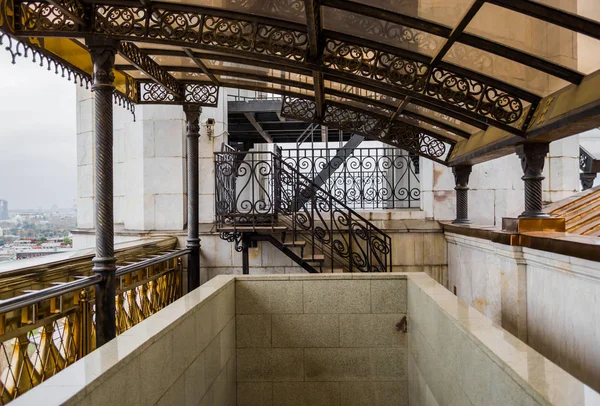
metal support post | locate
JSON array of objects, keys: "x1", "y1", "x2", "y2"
[
  {"x1": 452, "y1": 165, "x2": 472, "y2": 224},
  {"x1": 88, "y1": 36, "x2": 119, "y2": 347},
  {"x1": 184, "y1": 104, "x2": 201, "y2": 291},
  {"x1": 516, "y1": 143, "x2": 550, "y2": 218},
  {"x1": 242, "y1": 234, "x2": 249, "y2": 275}
]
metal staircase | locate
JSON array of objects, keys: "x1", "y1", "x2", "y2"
[{"x1": 215, "y1": 146, "x2": 392, "y2": 274}]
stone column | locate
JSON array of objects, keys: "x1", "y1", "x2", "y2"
[
  {"x1": 452, "y1": 165, "x2": 472, "y2": 224},
  {"x1": 88, "y1": 37, "x2": 119, "y2": 347},
  {"x1": 517, "y1": 143, "x2": 550, "y2": 218},
  {"x1": 184, "y1": 104, "x2": 201, "y2": 291}
]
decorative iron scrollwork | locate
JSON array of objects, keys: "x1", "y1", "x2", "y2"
[
  {"x1": 323, "y1": 39, "x2": 429, "y2": 92},
  {"x1": 281, "y1": 95, "x2": 317, "y2": 121},
  {"x1": 119, "y1": 42, "x2": 182, "y2": 97},
  {"x1": 219, "y1": 232, "x2": 243, "y2": 252},
  {"x1": 185, "y1": 83, "x2": 219, "y2": 106},
  {"x1": 139, "y1": 81, "x2": 176, "y2": 103},
  {"x1": 280, "y1": 96, "x2": 453, "y2": 163},
  {"x1": 18, "y1": 1, "x2": 78, "y2": 32}
]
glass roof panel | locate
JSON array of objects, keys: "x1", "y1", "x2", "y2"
[
  {"x1": 170, "y1": 72, "x2": 210, "y2": 81},
  {"x1": 216, "y1": 76, "x2": 314, "y2": 96},
  {"x1": 443, "y1": 42, "x2": 570, "y2": 96},
  {"x1": 398, "y1": 114, "x2": 463, "y2": 143},
  {"x1": 404, "y1": 104, "x2": 481, "y2": 135},
  {"x1": 465, "y1": 3, "x2": 600, "y2": 74},
  {"x1": 159, "y1": 0, "x2": 306, "y2": 24},
  {"x1": 536, "y1": 0, "x2": 600, "y2": 24},
  {"x1": 325, "y1": 81, "x2": 400, "y2": 107},
  {"x1": 325, "y1": 94, "x2": 392, "y2": 117},
  {"x1": 322, "y1": 7, "x2": 443, "y2": 57},
  {"x1": 355, "y1": 0, "x2": 474, "y2": 27}
]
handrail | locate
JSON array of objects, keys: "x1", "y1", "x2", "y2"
[
  {"x1": 0, "y1": 275, "x2": 100, "y2": 316},
  {"x1": 0, "y1": 248, "x2": 190, "y2": 316},
  {"x1": 215, "y1": 149, "x2": 392, "y2": 272}
]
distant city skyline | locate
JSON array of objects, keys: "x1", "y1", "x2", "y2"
[{"x1": 0, "y1": 51, "x2": 77, "y2": 210}]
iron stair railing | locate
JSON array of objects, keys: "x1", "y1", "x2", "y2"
[{"x1": 215, "y1": 148, "x2": 392, "y2": 273}]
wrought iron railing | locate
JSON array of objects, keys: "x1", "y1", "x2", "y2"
[
  {"x1": 0, "y1": 248, "x2": 188, "y2": 404},
  {"x1": 214, "y1": 150, "x2": 392, "y2": 272},
  {"x1": 282, "y1": 147, "x2": 420, "y2": 209}
]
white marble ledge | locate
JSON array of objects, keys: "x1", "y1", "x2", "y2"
[
  {"x1": 235, "y1": 273, "x2": 408, "y2": 281},
  {"x1": 408, "y1": 273, "x2": 600, "y2": 406},
  {"x1": 11, "y1": 275, "x2": 236, "y2": 406}
]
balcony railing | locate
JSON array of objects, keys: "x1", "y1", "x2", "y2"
[
  {"x1": 0, "y1": 241, "x2": 189, "y2": 404},
  {"x1": 281, "y1": 147, "x2": 420, "y2": 210}
]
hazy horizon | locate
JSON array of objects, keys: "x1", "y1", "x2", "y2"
[{"x1": 0, "y1": 50, "x2": 77, "y2": 210}]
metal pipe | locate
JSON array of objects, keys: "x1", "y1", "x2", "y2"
[
  {"x1": 88, "y1": 36, "x2": 120, "y2": 347},
  {"x1": 184, "y1": 104, "x2": 202, "y2": 290}
]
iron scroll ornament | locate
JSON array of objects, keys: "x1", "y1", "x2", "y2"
[
  {"x1": 10, "y1": 0, "x2": 529, "y2": 128},
  {"x1": 280, "y1": 95, "x2": 454, "y2": 164}
]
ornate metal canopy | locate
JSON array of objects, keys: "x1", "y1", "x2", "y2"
[{"x1": 1, "y1": 0, "x2": 599, "y2": 164}]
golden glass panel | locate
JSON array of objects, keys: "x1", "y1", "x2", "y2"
[
  {"x1": 443, "y1": 42, "x2": 570, "y2": 96},
  {"x1": 158, "y1": 0, "x2": 306, "y2": 23},
  {"x1": 322, "y1": 7, "x2": 443, "y2": 57}
]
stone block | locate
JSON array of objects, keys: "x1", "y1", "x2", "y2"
[
  {"x1": 236, "y1": 281, "x2": 303, "y2": 314},
  {"x1": 371, "y1": 348, "x2": 407, "y2": 381},
  {"x1": 272, "y1": 314, "x2": 339, "y2": 347},
  {"x1": 88, "y1": 358, "x2": 141, "y2": 406},
  {"x1": 199, "y1": 157, "x2": 215, "y2": 196},
  {"x1": 237, "y1": 348, "x2": 304, "y2": 381},
  {"x1": 204, "y1": 334, "x2": 221, "y2": 388},
  {"x1": 303, "y1": 280, "x2": 370, "y2": 314},
  {"x1": 77, "y1": 131, "x2": 93, "y2": 166},
  {"x1": 144, "y1": 157, "x2": 185, "y2": 195},
  {"x1": 272, "y1": 382, "x2": 340, "y2": 406},
  {"x1": 339, "y1": 314, "x2": 407, "y2": 348},
  {"x1": 198, "y1": 194, "x2": 215, "y2": 223},
  {"x1": 304, "y1": 348, "x2": 371, "y2": 381},
  {"x1": 390, "y1": 233, "x2": 417, "y2": 265},
  {"x1": 154, "y1": 194, "x2": 185, "y2": 230},
  {"x1": 77, "y1": 165, "x2": 94, "y2": 198},
  {"x1": 184, "y1": 353, "x2": 206, "y2": 406},
  {"x1": 156, "y1": 373, "x2": 186, "y2": 406},
  {"x1": 423, "y1": 233, "x2": 447, "y2": 265},
  {"x1": 340, "y1": 381, "x2": 408, "y2": 406},
  {"x1": 154, "y1": 119, "x2": 185, "y2": 157},
  {"x1": 171, "y1": 314, "x2": 197, "y2": 377},
  {"x1": 237, "y1": 382, "x2": 273, "y2": 406},
  {"x1": 220, "y1": 318, "x2": 236, "y2": 368},
  {"x1": 371, "y1": 279, "x2": 407, "y2": 313},
  {"x1": 237, "y1": 315, "x2": 271, "y2": 348},
  {"x1": 200, "y1": 235, "x2": 234, "y2": 268},
  {"x1": 139, "y1": 331, "x2": 176, "y2": 405}
]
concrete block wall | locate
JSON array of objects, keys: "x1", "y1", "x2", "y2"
[
  {"x1": 12, "y1": 276, "x2": 237, "y2": 406},
  {"x1": 199, "y1": 226, "x2": 448, "y2": 286},
  {"x1": 446, "y1": 232, "x2": 600, "y2": 393},
  {"x1": 235, "y1": 275, "x2": 409, "y2": 406}
]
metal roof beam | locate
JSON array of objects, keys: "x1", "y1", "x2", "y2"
[
  {"x1": 304, "y1": 0, "x2": 322, "y2": 60},
  {"x1": 183, "y1": 48, "x2": 220, "y2": 85},
  {"x1": 321, "y1": 0, "x2": 452, "y2": 38},
  {"x1": 244, "y1": 113, "x2": 274, "y2": 143},
  {"x1": 488, "y1": 0, "x2": 600, "y2": 41},
  {"x1": 389, "y1": 97, "x2": 410, "y2": 123},
  {"x1": 430, "y1": 0, "x2": 485, "y2": 66},
  {"x1": 118, "y1": 42, "x2": 182, "y2": 98},
  {"x1": 313, "y1": 71, "x2": 325, "y2": 119},
  {"x1": 46, "y1": 0, "x2": 87, "y2": 26}
]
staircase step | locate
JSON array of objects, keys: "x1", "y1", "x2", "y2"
[
  {"x1": 283, "y1": 240, "x2": 306, "y2": 247},
  {"x1": 302, "y1": 254, "x2": 325, "y2": 262},
  {"x1": 218, "y1": 226, "x2": 288, "y2": 232}
]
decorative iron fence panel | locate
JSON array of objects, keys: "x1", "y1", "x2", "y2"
[
  {"x1": 0, "y1": 250, "x2": 187, "y2": 404},
  {"x1": 281, "y1": 147, "x2": 420, "y2": 210},
  {"x1": 214, "y1": 149, "x2": 392, "y2": 273}
]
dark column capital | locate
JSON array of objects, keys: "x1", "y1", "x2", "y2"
[
  {"x1": 452, "y1": 165, "x2": 472, "y2": 190},
  {"x1": 86, "y1": 37, "x2": 119, "y2": 90},
  {"x1": 516, "y1": 143, "x2": 550, "y2": 218},
  {"x1": 580, "y1": 172, "x2": 597, "y2": 190},
  {"x1": 452, "y1": 165, "x2": 472, "y2": 225},
  {"x1": 183, "y1": 104, "x2": 201, "y2": 135}
]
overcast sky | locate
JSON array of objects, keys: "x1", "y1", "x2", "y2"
[{"x1": 0, "y1": 50, "x2": 77, "y2": 210}]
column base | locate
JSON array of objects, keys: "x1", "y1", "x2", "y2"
[
  {"x1": 452, "y1": 219, "x2": 471, "y2": 225},
  {"x1": 502, "y1": 217, "x2": 565, "y2": 233}
]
